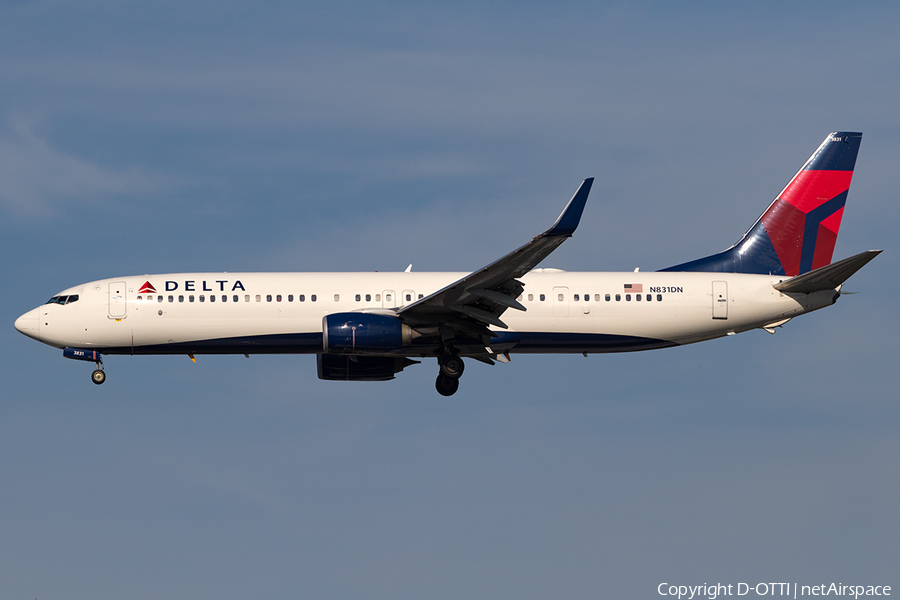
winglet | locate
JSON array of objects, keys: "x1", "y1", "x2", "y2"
[{"x1": 544, "y1": 178, "x2": 594, "y2": 237}]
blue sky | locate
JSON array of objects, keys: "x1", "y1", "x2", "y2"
[{"x1": 2, "y1": 2, "x2": 898, "y2": 598}]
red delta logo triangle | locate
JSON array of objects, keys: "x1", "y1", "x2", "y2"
[{"x1": 139, "y1": 281, "x2": 157, "y2": 294}]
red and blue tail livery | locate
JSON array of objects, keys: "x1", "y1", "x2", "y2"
[{"x1": 662, "y1": 132, "x2": 862, "y2": 276}]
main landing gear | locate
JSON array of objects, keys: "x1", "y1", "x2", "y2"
[{"x1": 435, "y1": 355, "x2": 465, "y2": 397}]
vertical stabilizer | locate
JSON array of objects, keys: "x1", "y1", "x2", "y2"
[{"x1": 661, "y1": 132, "x2": 862, "y2": 276}]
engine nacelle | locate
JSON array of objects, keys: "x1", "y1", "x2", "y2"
[
  {"x1": 317, "y1": 354, "x2": 418, "y2": 381},
  {"x1": 322, "y1": 312, "x2": 414, "y2": 354}
]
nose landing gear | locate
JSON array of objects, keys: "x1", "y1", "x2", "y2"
[
  {"x1": 91, "y1": 367, "x2": 106, "y2": 385},
  {"x1": 62, "y1": 348, "x2": 106, "y2": 385},
  {"x1": 435, "y1": 355, "x2": 465, "y2": 396}
]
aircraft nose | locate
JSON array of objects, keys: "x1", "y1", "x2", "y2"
[{"x1": 14, "y1": 308, "x2": 41, "y2": 341}]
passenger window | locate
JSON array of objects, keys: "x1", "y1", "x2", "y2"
[
  {"x1": 256, "y1": 295, "x2": 261, "y2": 302},
  {"x1": 244, "y1": 295, "x2": 249, "y2": 302},
  {"x1": 418, "y1": 294, "x2": 423, "y2": 299},
  {"x1": 168, "y1": 295, "x2": 174, "y2": 302},
  {"x1": 334, "y1": 294, "x2": 340, "y2": 302},
  {"x1": 200, "y1": 295, "x2": 205, "y2": 302},
  {"x1": 365, "y1": 294, "x2": 371, "y2": 302},
  {"x1": 266, "y1": 295, "x2": 272, "y2": 302},
  {"x1": 210, "y1": 295, "x2": 216, "y2": 302},
  {"x1": 573, "y1": 294, "x2": 579, "y2": 301},
  {"x1": 527, "y1": 294, "x2": 533, "y2": 301},
  {"x1": 595, "y1": 294, "x2": 600, "y2": 301},
  {"x1": 657, "y1": 294, "x2": 662, "y2": 301},
  {"x1": 299, "y1": 295, "x2": 305, "y2": 302},
  {"x1": 234, "y1": 295, "x2": 239, "y2": 302},
  {"x1": 277, "y1": 295, "x2": 282, "y2": 302},
  {"x1": 615, "y1": 294, "x2": 621, "y2": 301},
  {"x1": 375, "y1": 294, "x2": 381, "y2": 302},
  {"x1": 157, "y1": 295, "x2": 163, "y2": 302},
  {"x1": 636, "y1": 294, "x2": 641, "y2": 301},
  {"x1": 287, "y1": 294, "x2": 293, "y2": 302},
  {"x1": 646, "y1": 294, "x2": 651, "y2": 302},
  {"x1": 557, "y1": 293, "x2": 564, "y2": 302},
  {"x1": 355, "y1": 294, "x2": 361, "y2": 302},
  {"x1": 311, "y1": 295, "x2": 317, "y2": 302},
  {"x1": 626, "y1": 294, "x2": 631, "y2": 301},
  {"x1": 179, "y1": 295, "x2": 184, "y2": 302},
  {"x1": 605, "y1": 294, "x2": 610, "y2": 301},
  {"x1": 189, "y1": 295, "x2": 195, "y2": 302},
  {"x1": 137, "y1": 295, "x2": 143, "y2": 301},
  {"x1": 221, "y1": 295, "x2": 226, "y2": 302},
  {"x1": 540, "y1": 294, "x2": 545, "y2": 301},
  {"x1": 583, "y1": 293, "x2": 589, "y2": 302}
]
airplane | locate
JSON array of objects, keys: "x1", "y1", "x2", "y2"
[{"x1": 15, "y1": 132, "x2": 880, "y2": 396}]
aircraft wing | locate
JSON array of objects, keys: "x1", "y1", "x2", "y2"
[{"x1": 397, "y1": 178, "x2": 593, "y2": 345}]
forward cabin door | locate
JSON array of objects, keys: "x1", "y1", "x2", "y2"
[
  {"x1": 712, "y1": 280, "x2": 728, "y2": 319},
  {"x1": 109, "y1": 281, "x2": 127, "y2": 319}
]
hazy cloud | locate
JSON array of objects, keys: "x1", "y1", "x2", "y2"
[{"x1": 0, "y1": 121, "x2": 157, "y2": 216}]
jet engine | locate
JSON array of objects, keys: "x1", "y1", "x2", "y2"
[{"x1": 322, "y1": 313, "x2": 416, "y2": 354}]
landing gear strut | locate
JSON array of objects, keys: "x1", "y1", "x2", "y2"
[{"x1": 435, "y1": 355, "x2": 464, "y2": 396}]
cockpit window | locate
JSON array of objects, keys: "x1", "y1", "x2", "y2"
[{"x1": 44, "y1": 295, "x2": 79, "y2": 305}]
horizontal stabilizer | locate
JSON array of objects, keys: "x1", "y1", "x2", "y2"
[{"x1": 773, "y1": 250, "x2": 881, "y2": 294}]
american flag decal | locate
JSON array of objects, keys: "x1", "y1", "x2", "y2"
[{"x1": 624, "y1": 283, "x2": 643, "y2": 293}]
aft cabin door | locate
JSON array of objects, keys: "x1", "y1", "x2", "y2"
[
  {"x1": 108, "y1": 281, "x2": 127, "y2": 319},
  {"x1": 712, "y1": 280, "x2": 728, "y2": 319}
]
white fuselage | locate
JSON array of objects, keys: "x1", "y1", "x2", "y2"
[{"x1": 16, "y1": 269, "x2": 836, "y2": 356}]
